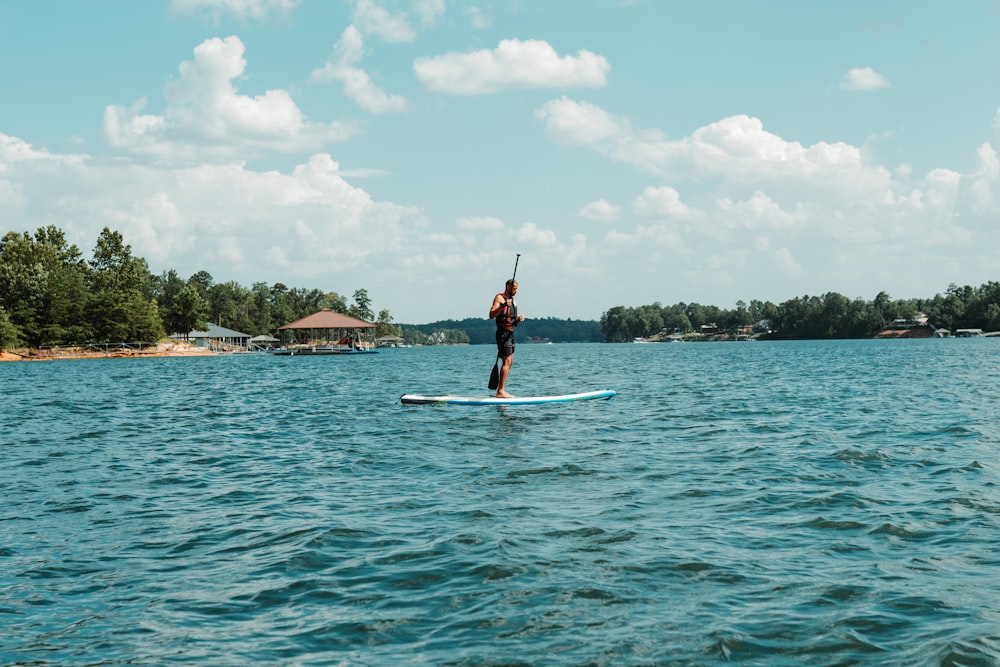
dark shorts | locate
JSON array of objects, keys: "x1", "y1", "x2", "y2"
[{"x1": 496, "y1": 328, "x2": 515, "y2": 358}]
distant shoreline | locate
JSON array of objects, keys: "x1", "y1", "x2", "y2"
[{"x1": 0, "y1": 342, "x2": 219, "y2": 362}]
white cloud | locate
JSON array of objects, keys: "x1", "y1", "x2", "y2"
[
  {"x1": 456, "y1": 216, "x2": 505, "y2": 231},
  {"x1": 2, "y1": 126, "x2": 615, "y2": 321},
  {"x1": 579, "y1": 199, "x2": 621, "y2": 222},
  {"x1": 966, "y1": 143, "x2": 999, "y2": 214},
  {"x1": 772, "y1": 247, "x2": 804, "y2": 276},
  {"x1": 414, "y1": 39, "x2": 610, "y2": 95},
  {"x1": 921, "y1": 167, "x2": 961, "y2": 212},
  {"x1": 631, "y1": 186, "x2": 691, "y2": 219},
  {"x1": 534, "y1": 96, "x2": 625, "y2": 144},
  {"x1": 464, "y1": 5, "x2": 492, "y2": 29},
  {"x1": 102, "y1": 192, "x2": 195, "y2": 265},
  {"x1": 605, "y1": 224, "x2": 684, "y2": 252},
  {"x1": 715, "y1": 192, "x2": 796, "y2": 230},
  {"x1": 310, "y1": 26, "x2": 408, "y2": 113},
  {"x1": 0, "y1": 132, "x2": 86, "y2": 166},
  {"x1": 0, "y1": 130, "x2": 417, "y2": 276},
  {"x1": 537, "y1": 99, "x2": 892, "y2": 200},
  {"x1": 534, "y1": 97, "x2": 1000, "y2": 307},
  {"x1": 515, "y1": 222, "x2": 558, "y2": 246},
  {"x1": 169, "y1": 0, "x2": 300, "y2": 22},
  {"x1": 413, "y1": 0, "x2": 446, "y2": 26},
  {"x1": 104, "y1": 36, "x2": 354, "y2": 162},
  {"x1": 196, "y1": 162, "x2": 404, "y2": 267},
  {"x1": 351, "y1": 0, "x2": 417, "y2": 43},
  {"x1": 840, "y1": 67, "x2": 891, "y2": 91}
]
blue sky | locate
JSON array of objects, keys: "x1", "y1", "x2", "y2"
[{"x1": 2, "y1": 1, "x2": 1000, "y2": 323}]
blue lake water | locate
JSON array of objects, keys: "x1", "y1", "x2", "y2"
[{"x1": 3, "y1": 339, "x2": 1000, "y2": 666}]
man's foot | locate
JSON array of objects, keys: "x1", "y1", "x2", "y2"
[{"x1": 494, "y1": 390, "x2": 514, "y2": 398}]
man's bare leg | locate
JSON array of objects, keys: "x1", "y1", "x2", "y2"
[{"x1": 495, "y1": 355, "x2": 514, "y2": 398}]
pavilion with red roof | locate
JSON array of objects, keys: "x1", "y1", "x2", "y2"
[{"x1": 274, "y1": 309, "x2": 377, "y2": 355}]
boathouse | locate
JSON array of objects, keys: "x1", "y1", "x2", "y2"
[{"x1": 276, "y1": 309, "x2": 377, "y2": 353}]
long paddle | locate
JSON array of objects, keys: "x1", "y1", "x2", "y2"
[{"x1": 488, "y1": 254, "x2": 520, "y2": 390}]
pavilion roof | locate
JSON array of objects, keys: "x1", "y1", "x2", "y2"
[
  {"x1": 278, "y1": 309, "x2": 374, "y2": 330},
  {"x1": 169, "y1": 323, "x2": 250, "y2": 339}
]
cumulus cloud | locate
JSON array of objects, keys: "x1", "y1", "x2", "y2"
[
  {"x1": 605, "y1": 224, "x2": 683, "y2": 252},
  {"x1": 715, "y1": 192, "x2": 797, "y2": 230},
  {"x1": 0, "y1": 134, "x2": 68, "y2": 214},
  {"x1": 579, "y1": 199, "x2": 621, "y2": 222},
  {"x1": 103, "y1": 36, "x2": 354, "y2": 162},
  {"x1": 310, "y1": 26, "x2": 408, "y2": 113},
  {"x1": 350, "y1": 0, "x2": 442, "y2": 43},
  {"x1": 0, "y1": 137, "x2": 421, "y2": 282},
  {"x1": 412, "y1": 0, "x2": 445, "y2": 26},
  {"x1": 515, "y1": 222, "x2": 558, "y2": 246},
  {"x1": 536, "y1": 98, "x2": 891, "y2": 200},
  {"x1": 456, "y1": 216, "x2": 505, "y2": 230},
  {"x1": 772, "y1": 247, "x2": 804, "y2": 276},
  {"x1": 464, "y1": 5, "x2": 492, "y2": 29},
  {"x1": 631, "y1": 186, "x2": 692, "y2": 219},
  {"x1": 535, "y1": 97, "x2": 625, "y2": 144},
  {"x1": 840, "y1": 67, "x2": 891, "y2": 91},
  {"x1": 536, "y1": 95, "x2": 1000, "y2": 305},
  {"x1": 169, "y1": 0, "x2": 300, "y2": 22},
  {"x1": 2, "y1": 130, "x2": 600, "y2": 321},
  {"x1": 414, "y1": 39, "x2": 610, "y2": 95},
  {"x1": 966, "y1": 142, "x2": 999, "y2": 214}
]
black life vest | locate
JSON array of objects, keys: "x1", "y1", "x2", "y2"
[{"x1": 495, "y1": 297, "x2": 518, "y2": 329}]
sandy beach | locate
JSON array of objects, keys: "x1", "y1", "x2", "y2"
[{"x1": 0, "y1": 342, "x2": 220, "y2": 362}]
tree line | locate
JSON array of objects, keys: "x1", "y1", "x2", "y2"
[
  {"x1": 8, "y1": 225, "x2": 996, "y2": 350},
  {"x1": 0, "y1": 226, "x2": 400, "y2": 349},
  {"x1": 600, "y1": 283, "x2": 1000, "y2": 342},
  {"x1": 399, "y1": 317, "x2": 603, "y2": 346}
]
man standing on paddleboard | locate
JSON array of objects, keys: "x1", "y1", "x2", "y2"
[{"x1": 489, "y1": 279, "x2": 524, "y2": 398}]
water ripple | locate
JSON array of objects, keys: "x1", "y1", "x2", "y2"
[{"x1": 4, "y1": 341, "x2": 1000, "y2": 665}]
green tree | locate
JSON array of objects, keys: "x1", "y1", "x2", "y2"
[
  {"x1": 375, "y1": 308, "x2": 399, "y2": 339},
  {"x1": 747, "y1": 299, "x2": 778, "y2": 331},
  {"x1": 872, "y1": 290, "x2": 893, "y2": 328},
  {"x1": 0, "y1": 231, "x2": 52, "y2": 345},
  {"x1": 269, "y1": 283, "x2": 297, "y2": 329},
  {"x1": 985, "y1": 303, "x2": 1000, "y2": 332},
  {"x1": 661, "y1": 304, "x2": 692, "y2": 333},
  {"x1": 400, "y1": 327, "x2": 429, "y2": 346},
  {"x1": 187, "y1": 270, "x2": 214, "y2": 299},
  {"x1": 600, "y1": 306, "x2": 630, "y2": 342},
  {"x1": 732, "y1": 300, "x2": 751, "y2": 328},
  {"x1": 634, "y1": 303, "x2": 664, "y2": 337},
  {"x1": 0, "y1": 305, "x2": 23, "y2": 349},
  {"x1": 250, "y1": 282, "x2": 274, "y2": 334},
  {"x1": 685, "y1": 303, "x2": 709, "y2": 330},
  {"x1": 351, "y1": 288, "x2": 373, "y2": 321},
  {"x1": 426, "y1": 328, "x2": 470, "y2": 345},
  {"x1": 207, "y1": 280, "x2": 255, "y2": 332},
  {"x1": 153, "y1": 270, "x2": 187, "y2": 334},
  {"x1": 87, "y1": 228, "x2": 163, "y2": 341},
  {"x1": 0, "y1": 227, "x2": 93, "y2": 346},
  {"x1": 42, "y1": 259, "x2": 90, "y2": 343},
  {"x1": 320, "y1": 291, "x2": 348, "y2": 313},
  {"x1": 170, "y1": 285, "x2": 210, "y2": 338}
]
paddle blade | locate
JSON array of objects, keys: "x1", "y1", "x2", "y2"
[{"x1": 488, "y1": 358, "x2": 500, "y2": 390}]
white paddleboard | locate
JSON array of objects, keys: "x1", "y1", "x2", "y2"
[{"x1": 400, "y1": 389, "x2": 616, "y2": 406}]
